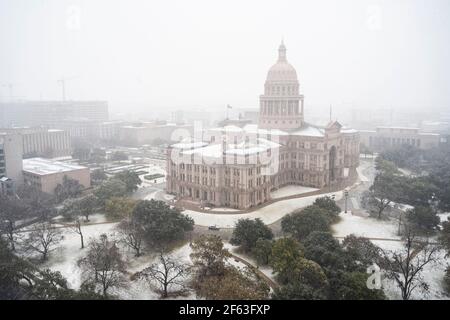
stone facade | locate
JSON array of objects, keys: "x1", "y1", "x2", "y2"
[{"x1": 166, "y1": 43, "x2": 360, "y2": 209}]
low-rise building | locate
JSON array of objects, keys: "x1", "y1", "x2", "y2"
[
  {"x1": 0, "y1": 100, "x2": 109, "y2": 127},
  {"x1": 360, "y1": 126, "x2": 441, "y2": 151},
  {"x1": 119, "y1": 121, "x2": 194, "y2": 146},
  {"x1": 2, "y1": 127, "x2": 72, "y2": 158},
  {"x1": 51, "y1": 120, "x2": 123, "y2": 141},
  {"x1": 0, "y1": 132, "x2": 23, "y2": 191},
  {"x1": 22, "y1": 158, "x2": 91, "y2": 194}
]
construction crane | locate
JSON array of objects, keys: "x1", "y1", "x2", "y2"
[{"x1": 57, "y1": 76, "x2": 78, "y2": 101}]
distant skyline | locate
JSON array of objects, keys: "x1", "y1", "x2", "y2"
[{"x1": 1, "y1": 0, "x2": 449, "y2": 115}]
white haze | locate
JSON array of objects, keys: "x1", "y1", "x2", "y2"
[{"x1": 0, "y1": 0, "x2": 449, "y2": 118}]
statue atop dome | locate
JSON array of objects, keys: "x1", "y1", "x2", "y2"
[{"x1": 278, "y1": 40, "x2": 287, "y2": 62}]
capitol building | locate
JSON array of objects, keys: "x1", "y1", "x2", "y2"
[{"x1": 166, "y1": 42, "x2": 360, "y2": 209}]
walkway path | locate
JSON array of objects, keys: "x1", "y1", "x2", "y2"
[
  {"x1": 228, "y1": 253, "x2": 279, "y2": 290},
  {"x1": 183, "y1": 190, "x2": 344, "y2": 228}
]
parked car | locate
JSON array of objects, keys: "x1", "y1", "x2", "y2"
[{"x1": 208, "y1": 225, "x2": 220, "y2": 231}]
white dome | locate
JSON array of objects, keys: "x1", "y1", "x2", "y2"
[
  {"x1": 265, "y1": 41, "x2": 298, "y2": 83},
  {"x1": 266, "y1": 61, "x2": 298, "y2": 82}
]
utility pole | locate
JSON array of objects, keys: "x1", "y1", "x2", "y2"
[
  {"x1": 57, "y1": 78, "x2": 66, "y2": 101},
  {"x1": 344, "y1": 188, "x2": 349, "y2": 213},
  {"x1": 398, "y1": 211, "x2": 402, "y2": 235},
  {"x1": 226, "y1": 104, "x2": 232, "y2": 119}
]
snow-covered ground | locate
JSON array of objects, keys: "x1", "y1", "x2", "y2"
[
  {"x1": 42, "y1": 222, "x2": 118, "y2": 289},
  {"x1": 43, "y1": 227, "x2": 267, "y2": 300},
  {"x1": 144, "y1": 190, "x2": 160, "y2": 200},
  {"x1": 331, "y1": 211, "x2": 449, "y2": 300},
  {"x1": 208, "y1": 207, "x2": 240, "y2": 213},
  {"x1": 356, "y1": 165, "x2": 370, "y2": 182},
  {"x1": 113, "y1": 243, "x2": 196, "y2": 300},
  {"x1": 224, "y1": 243, "x2": 276, "y2": 283},
  {"x1": 438, "y1": 212, "x2": 450, "y2": 223},
  {"x1": 184, "y1": 191, "x2": 343, "y2": 228},
  {"x1": 381, "y1": 248, "x2": 449, "y2": 300},
  {"x1": 332, "y1": 212, "x2": 400, "y2": 240},
  {"x1": 138, "y1": 163, "x2": 166, "y2": 188},
  {"x1": 42, "y1": 220, "x2": 197, "y2": 300},
  {"x1": 270, "y1": 185, "x2": 318, "y2": 199}
]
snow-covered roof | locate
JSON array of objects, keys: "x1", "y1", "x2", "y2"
[
  {"x1": 418, "y1": 132, "x2": 440, "y2": 136},
  {"x1": 341, "y1": 127, "x2": 359, "y2": 134},
  {"x1": 180, "y1": 138, "x2": 281, "y2": 158},
  {"x1": 242, "y1": 124, "x2": 289, "y2": 136},
  {"x1": 181, "y1": 144, "x2": 223, "y2": 158},
  {"x1": 171, "y1": 138, "x2": 209, "y2": 149},
  {"x1": 23, "y1": 158, "x2": 88, "y2": 176},
  {"x1": 209, "y1": 125, "x2": 245, "y2": 133},
  {"x1": 358, "y1": 129, "x2": 376, "y2": 133},
  {"x1": 226, "y1": 138, "x2": 281, "y2": 155},
  {"x1": 291, "y1": 125, "x2": 325, "y2": 137},
  {"x1": 377, "y1": 126, "x2": 420, "y2": 130},
  {"x1": 209, "y1": 124, "x2": 290, "y2": 137}
]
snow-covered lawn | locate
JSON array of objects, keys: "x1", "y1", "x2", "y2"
[
  {"x1": 113, "y1": 243, "x2": 196, "y2": 300},
  {"x1": 381, "y1": 248, "x2": 449, "y2": 300},
  {"x1": 41, "y1": 218, "x2": 196, "y2": 300},
  {"x1": 332, "y1": 212, "x2": 400, "y2": 240},
  {"x1": 137, "y1": 163, "x2": 167, "y2": 188},
  {"x1": 438, "y1": 212, "x2": 450, "y2": 223},
  {"x1": 184, "y1": 191, "x2": 343, "y2": 228},
  {"x1": 224, "y1": 243, "x2": 276, "y2": 283},
  {"x1": 331, "y1": 212, "x2": 449, "y2": 300},
  {"x1": 42, "y1": 222, "x2": 118, "y2": 289},
  {"x1": 270, "y1": 185, "x2": 318, "y2": 199}
]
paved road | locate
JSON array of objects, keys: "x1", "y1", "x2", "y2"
[
  {"x1": 132, "y1": 182, "x2": 166, "y2": 201},
  {"x1": 337, "y1": 158, "x2": 376, "y2": 217}
]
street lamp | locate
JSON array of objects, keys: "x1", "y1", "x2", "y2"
[
  {"x1": 344, "y1": 189, "x2": 349, "y2": 213},
  {"x1": 429, "y1": 193, "x2": 439, "y2": 214}
]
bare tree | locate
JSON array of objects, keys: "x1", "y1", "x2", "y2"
[
  {"x1": 59, "y1": 199, "x2": 85, "y2": 249},
  {"x1": 78, "y1": 234, "x2": 127, "y2": 297},
  {"x1": 380, "y1": 228, "x2": 441, "y2": 300},
  {"x1": 117, "y1": 219, "x2": 143, "y2": 257},
  {"x1": 71, "y1": 218, "x2": 85, "y2": 249},
  {"x1": 0, "y1": 194, "x2": 29, "y2": 251},
  {"x1": 136, "y1": 251, "x2": 191, "y2": 298},
  {"x1": 24, "y1": 222, "x2": 64, "y2": 261}
]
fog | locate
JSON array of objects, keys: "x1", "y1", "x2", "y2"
[{"x1": 1, "y1": 0, "x2": 449, "y2": 120}]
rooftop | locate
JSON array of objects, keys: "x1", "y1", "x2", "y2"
[
  {"x1": 179, "y1": 138, "x2": 281, "y2": 158},
  {"x1": 23, "y1": 158, "x2": 88, "y2": 176},
  {"x1": 291, "y1": 125, "x2": 325, "y2": 137}
]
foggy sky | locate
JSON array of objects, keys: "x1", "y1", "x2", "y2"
[{"x1": 1, "y1": 0, "x2": 449, "y2": 115}]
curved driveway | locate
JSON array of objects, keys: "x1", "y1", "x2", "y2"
[{"x1": 183, "y1": 190, "x2": 343, "y2": 228}]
